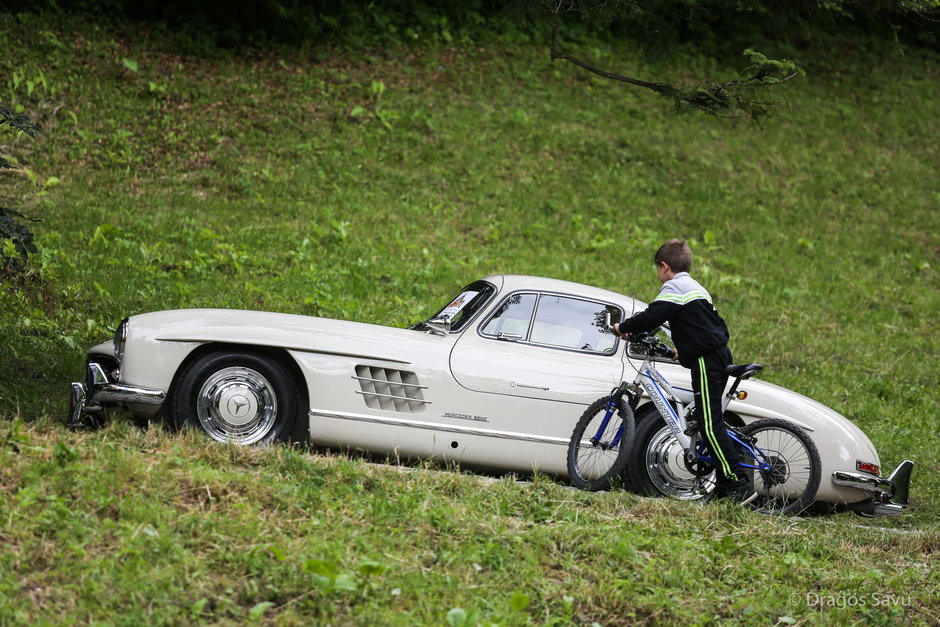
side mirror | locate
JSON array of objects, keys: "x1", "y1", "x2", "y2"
[{"x1": 426, "y1": 315, "x2": 452, "y2": 336}]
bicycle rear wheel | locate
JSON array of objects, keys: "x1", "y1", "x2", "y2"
[
  {"x1": 739, "y1": 418, "x2": 821, "y2": 514},
  {"x1": 567, "y1": 395, "x2": 634, "y2": 491}
]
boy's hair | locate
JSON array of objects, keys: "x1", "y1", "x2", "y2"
[{"x1": 654, "y1": 239, "x2": 692, "y2": 273}]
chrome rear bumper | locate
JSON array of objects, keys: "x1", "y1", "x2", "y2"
[
  {"x1": 67, "y1": 360, "x2": 166, "y2": 427},
  {"x1": 833, "y1": 460, "x2": 914, "y2": 517}
]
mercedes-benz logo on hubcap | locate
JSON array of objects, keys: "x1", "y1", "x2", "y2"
[{"x1": 227, "y1": 395, "x2": 250, "y2": 418}]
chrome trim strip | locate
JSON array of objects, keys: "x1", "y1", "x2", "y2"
[
  {"x1": 354, "y1": 390, "x2": 431, "y2": 404},
  {"x1": 351, "y1": 376, "x2": 428, "y2": 389},
  {"x1": 832, "y1": 470, "x2": 894, "y2": 496},
  {"x1": 309, "y1": 407, "x2": 568, "y2": 446}
]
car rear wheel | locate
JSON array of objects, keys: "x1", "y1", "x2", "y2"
[{"x1": 173, "y1": 350, "x2": 301, "y2": 445}]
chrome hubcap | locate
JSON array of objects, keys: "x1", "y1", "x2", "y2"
[
  {"x1": 196, "y1": 367, "x2": 277, "y2": 445},
  {"x1": 645, "y1": 426, "x2": 711, "y2": 500}
]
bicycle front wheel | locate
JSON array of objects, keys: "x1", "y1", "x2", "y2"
[
  {"x1": 739, "y1": 418, "x2": 822, "y2": 514},
  {"x1": 567, "y1": 395, "x2": 634, "y2": 491}
]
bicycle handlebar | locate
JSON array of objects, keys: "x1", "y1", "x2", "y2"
[{"x1": 628, "y1": 332, "x2": 675, "y2": 359}]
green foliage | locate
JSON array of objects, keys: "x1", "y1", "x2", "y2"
[
  {"x1": 663, "y1": 49, "x2": 803, "y2": 119},
  {"x1": 0, "y1": 103, "x2": 40, "y2": 273},
  {"x1": 10, "y1": 1, "x2": 516, "y2": 54},
  {"x1": 8, "y1": 0, "x2": 939, "y2": 53},
  {"x1": 507, "y1": 0, "x2": 940, "y2": 53},
  {"x1": 0, "y1": 103, "x2": 39, "y2": 138},
  {"x1": 0, "y1": 207, "x2": 39, "y2": 271}
]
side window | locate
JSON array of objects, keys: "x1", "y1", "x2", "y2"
[
  {"x1": 481, "y1": 293, "x2": 537, "y2": 338},
  {"x1": 530, "y1": 295, "x2": 621, "y2": 354}
]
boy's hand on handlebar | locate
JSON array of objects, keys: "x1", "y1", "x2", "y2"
[
  {"x1": 611, "y1": 324, "x2": 675, "y2": 359},
  {"x1": 616, "y1": 326, "x2": 637, "y2": 341},
  {"x1": 612, "y1": 323, "x2": 639, "y2": 341}
]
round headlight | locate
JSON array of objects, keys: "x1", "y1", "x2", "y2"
[{"x1": 113, "y1": 317, "x2": 128, "y2": 364}]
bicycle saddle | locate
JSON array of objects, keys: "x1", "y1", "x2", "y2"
[{"x1": 726, "y1": 363, "x2": 763, "y2": 379}]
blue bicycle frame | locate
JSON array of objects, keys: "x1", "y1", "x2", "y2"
[
  {"x1": 588, "y1": 382, "x2": 630, "y2": 449},
  {"x1": 692, "y1": 430, "x2": 775, "y2": 477}
]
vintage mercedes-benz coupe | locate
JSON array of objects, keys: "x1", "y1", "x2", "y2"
[{"x1": 68, "y1": 274, "x2": 912, "y2": 515}]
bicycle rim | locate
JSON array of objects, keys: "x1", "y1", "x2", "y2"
[{"x1": 741, "y1": 420, "x2": 821, "y2": 514}]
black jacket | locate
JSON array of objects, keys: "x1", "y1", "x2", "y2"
[{"x1": 620, "y1": 272, "x2": 729, "y2": 368}]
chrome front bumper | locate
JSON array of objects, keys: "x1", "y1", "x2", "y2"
[
  {"x1": 67, "y1": 360, "x2": 166, "y2": 427},
  {"x1": 832, "y1": 460, "x2": 915, "y2": 517}
]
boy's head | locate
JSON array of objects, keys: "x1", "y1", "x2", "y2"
[{"x1": 654, "y1": 239, "x2": 692, "y2": 281}]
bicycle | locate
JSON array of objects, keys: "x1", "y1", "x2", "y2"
[{"x1": 567, "y1": 326, "x2": 822, "y2": 514}]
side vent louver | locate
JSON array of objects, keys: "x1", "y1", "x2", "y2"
[{"x1": 354, "y1": 366, "x2": 429, "y2": 413}]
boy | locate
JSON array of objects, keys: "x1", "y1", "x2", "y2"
[{"x1": 613, "y1": 239, "x2": 756, "y2": 504}]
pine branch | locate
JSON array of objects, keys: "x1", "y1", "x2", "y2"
[
  {"x1": 0, "y1": 103, "x2": 40, "y2": 138},
  {"x1": 545, "y1": 8, "x2": 803, "y2": 121}
]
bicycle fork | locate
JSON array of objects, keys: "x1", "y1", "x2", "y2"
[{"x1": 589, "y1": 381, "x2": 636, "y2": 449}]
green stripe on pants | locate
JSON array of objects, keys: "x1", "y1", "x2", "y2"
[{"x1": 698, "y1": 356, "x2": 736, "y2": 481}]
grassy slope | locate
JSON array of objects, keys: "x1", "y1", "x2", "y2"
[{"x1": 1, "y1": 13, "x2": 938, "y2": 625}]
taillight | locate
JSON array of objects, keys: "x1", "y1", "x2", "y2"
[{"x1": 856, "y1": 460, "x2": 880, "y2": 476}]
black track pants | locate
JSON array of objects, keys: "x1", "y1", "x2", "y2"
[{"x1": 691, "y1": 346, "x2": 744, "y2": 485}]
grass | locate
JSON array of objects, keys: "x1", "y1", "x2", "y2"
[
  {"x1": 2, "y1": 419, "x2": 937, "y2": 625},
  {"x1": 1, "y1": 12, "x2": 939, "y2": 624}
]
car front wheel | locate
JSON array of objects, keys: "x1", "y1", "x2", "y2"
[{"x1": 173, "y1": 350, "x2": 301, "y2": 445}]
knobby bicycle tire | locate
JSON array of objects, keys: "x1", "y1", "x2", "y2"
[{"x1": 567, "y1": 395, "x2": 635, "y2": 491}]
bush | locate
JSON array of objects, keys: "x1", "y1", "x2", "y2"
[{"x1": 0, "y1": 104, "x2": 39, "y2": 275}]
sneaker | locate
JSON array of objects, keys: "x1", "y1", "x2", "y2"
[{"x1": 727, "y1": 481, "x2": 758, "y2": 506}]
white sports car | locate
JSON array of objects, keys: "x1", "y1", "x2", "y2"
[{"x1": 67, "y1": 275, "x2": 912, "y2": 515}]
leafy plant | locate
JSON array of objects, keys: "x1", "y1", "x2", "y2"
[{"x1": 0, "y1": 102, "x2": 40, "y2": 274}]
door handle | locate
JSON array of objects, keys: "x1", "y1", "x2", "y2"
[{"x1": 511, "y1": 382, "x2": 550, "y2": 391}]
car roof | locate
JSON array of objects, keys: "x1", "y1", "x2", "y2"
[{"x1": 481, "y1": 274, "x2": 646, "y2": 311}]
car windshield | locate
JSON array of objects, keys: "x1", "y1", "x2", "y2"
[{"x1": 411, "y1": 280, "x2": 497, "y2": 333}]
